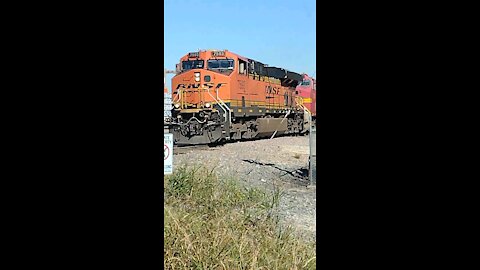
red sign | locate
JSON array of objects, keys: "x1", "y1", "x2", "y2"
[{"x1": 164, "y1": 145, "x2": 170, "y2": 160}]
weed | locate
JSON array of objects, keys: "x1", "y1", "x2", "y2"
[{"x1": 164, "y1": 165, "x2": 316, "y2": 269}]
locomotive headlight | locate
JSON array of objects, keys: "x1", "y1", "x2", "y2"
[
  {"x1": 205, "y1": 102, "x2": 211, "y2": 108},
  {"x1": 194, "y1": 72, "x2": 200, "y2": 82},
  {"x1": 195, "y1": 77, "x2": 200, "y2": 82},
  {"x1": 174, "y1": 103, "x2": 180, "y2": 108}
]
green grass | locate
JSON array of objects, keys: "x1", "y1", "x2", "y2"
[{"x1": 164, "y1": 165, "x2": 316, "y2": 269}]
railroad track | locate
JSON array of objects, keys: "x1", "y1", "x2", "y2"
[
  {"x1": 171, "y1": 132, "x2": 313, "y2": 155},
  {"x1": 173, "y1": 145, "x2": 215, "y2": 155}
]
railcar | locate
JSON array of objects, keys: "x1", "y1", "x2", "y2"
[
  {"x1": 296, "y1": 74, "x2": 317, "y2": 121},
  {"x1": 168, "y1": 49, "x2": 313, "y2": 146}
]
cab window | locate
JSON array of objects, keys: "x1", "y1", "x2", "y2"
[
  {"x1": 301, "y1": 80, "x2": 311, "y2": 86},
  {"x1": 181, "y1": 60, "x2": 204, "y2": 71},
  {"x1": 207, "y1": 59, "x2": 234, "y2": 70}
]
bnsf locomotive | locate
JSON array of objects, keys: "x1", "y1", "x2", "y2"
[
  {"x1": 296, "y1": 74, "x2": 317, "y2": 121},
  {"x1": 166, "y1": 49, "x2": 315, "y2": 146}
]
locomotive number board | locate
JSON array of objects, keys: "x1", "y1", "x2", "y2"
[{"x1": 211, "y1": 51, "x2": 225, "y2": 57}]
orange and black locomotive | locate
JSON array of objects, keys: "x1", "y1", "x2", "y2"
[{"x1": 166, "y1": 49, "x2": 312, "y2": 146}]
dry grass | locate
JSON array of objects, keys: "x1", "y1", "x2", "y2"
[{"x1": 164, "y1": 165, "x2": 316, "y2": 269}]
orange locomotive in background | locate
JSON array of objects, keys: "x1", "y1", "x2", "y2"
[{"x1": 168, "y1": 49, "x2": 311, "y2": 145}]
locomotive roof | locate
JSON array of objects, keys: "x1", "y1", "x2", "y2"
[
  {"x1": 186, "y1": 49, "x2": 304, "y2": 83},
  {"x1": 229, "y1": 51, "x2": 302, "y2": 79}
]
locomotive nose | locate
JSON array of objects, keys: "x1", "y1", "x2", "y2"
[{"x1": 179, "y1": 70, "x2": 202, "y2": 84}]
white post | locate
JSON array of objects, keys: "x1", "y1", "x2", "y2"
[
  {"x1": 164, "y1": 68, "x2": 176, "y2": 131},
  {"x1": 309, "y1": 114, "x2": 312, "y2": 184},
  {"x1": 308, "y1": 113, "x2": 316, "y2": 185}
]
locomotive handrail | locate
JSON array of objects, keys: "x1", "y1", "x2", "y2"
[
  {"x1": 296, "y1": 96, "x2": 303, "y2": 106},
  {"x1": 295, "y1": 96, "x2": 311, "y2": 114},
  {"x1": 172, "y1": 89, "x2": 180, "y2": 104},
  {"x1": 215, "y1": 86, "x2": 232, "y2": 128},
  {"x1": 295, "y1": 96, "x2": 312, "y2": 131},
  {"x1": 172, "y1": 87, "x2": 205, "y2": 109},
  {"x1": 204, "y1": 85, "x2": 232, "y2": 129}
]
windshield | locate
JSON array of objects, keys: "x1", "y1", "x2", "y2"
[
  {"x1": 301, "y1": 80, "x2": 311, "y2": 86},
  {"x1": 182, "y1": 60, "x2": 204, "y2": 71},
  {"x1": 207, "y1": 59, "x2": 234, "y2": 70}
]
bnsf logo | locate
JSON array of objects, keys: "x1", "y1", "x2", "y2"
[
  {"x1": 176, "y1": 83, "x2": 224, "y2": 89},
  {"x1": 265, "y1": 85, "x2": 280, "y2": 95}
]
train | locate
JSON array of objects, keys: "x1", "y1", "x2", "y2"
[
  {"x1": 165, "y1": 49, "x2": 316, "y2": 146},
  {"x1": 296, "y1": 74, "x2": 317, "y2": 121}
]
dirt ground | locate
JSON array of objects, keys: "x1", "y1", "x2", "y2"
[{"x1": 173, "y1": 135, "x2": 316, "y2": 241}]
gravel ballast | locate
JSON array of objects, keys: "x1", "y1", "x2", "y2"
[{"x1": 172, "y1": 135, "x2": 316, "y2": 241}]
